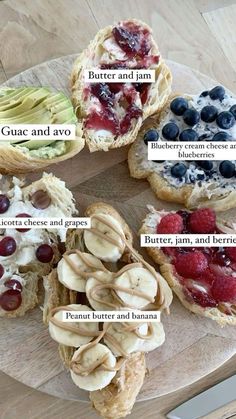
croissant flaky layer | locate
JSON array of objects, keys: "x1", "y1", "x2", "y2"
[
  {"x1": 71, "y1": 19, "x2": 172, "y2": 152},
  {"x1": 0, "y1": 86, "x2": 85, "y2": 174},
  {"x1": 90, "y1": 352, "x2": 146, "y2": 419},
  {"x1": 0, "y1": 135, "x2": 84, "y2": 174},
  {"x1": 128, "y1": 90, "x2": 236, "y2": 211},
  {"x1": 0, "y1": 173, "x2": 77, "y2": 318},
  {"x1": 44, "y1": 202, "x2": 172, "y2": 417},
  {"x1": 139, "y1": 207, "x2": 236, "y2": 326}
]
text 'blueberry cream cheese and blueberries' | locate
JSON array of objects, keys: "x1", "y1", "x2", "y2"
[
  {"x1": 70, "y1": 19, "x2": 172, "y2": 151},
  {"x1": 128, "y1": 85, "x2": 236, "y2": 211},
  {"x1": 148, "y1": 140, "x2": 236, "y2": 161},
  {"x1": 44, "y1": 203, "x2": 173, "y2": 418},
  {"x1": 0, "y1": 173, "x2": 77, "y2": 317},
  {"x1": 0, "y1": 87, "x2": 84, "y2": 174}
]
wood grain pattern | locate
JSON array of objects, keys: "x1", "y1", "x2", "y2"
[
  {"x1": 1, "y1": 357, "x2": 236, "y2": 419},
  {"x1": 0, "y1": 56, "x2": 236, "y2": 408},
  {"x1": 1, "y1": 1, "x2": 236, "y2": 417},
  {"x1": 87, "y1": 0, "x2": 236, "y2": 90},
  {"x1": 203, "y1": 4, "x2": 236, "y2": 73},
  {"x1": 0, "y1": 61, "x2": 7, "y2": 84},
  {"x1": 195, "y1": 0, "x2": 236, "y2": 13},
  {"x1": 0, "y1": 0, "x2": 98, "y2": 77},
  {"x1": 0, "y1": 0, "x2": 236, "y2": 90}
]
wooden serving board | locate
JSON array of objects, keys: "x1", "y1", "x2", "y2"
[{"x1": 0, "y1": 56, "x2": 236, "y2": 402}]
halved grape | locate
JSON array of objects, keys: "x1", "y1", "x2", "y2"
[
  {"x1": 0, "y1": 289, "x2": 22, "y2": 311},
  {"x1": 36, "y1": 244, "x2": 54, "y2": 263}
]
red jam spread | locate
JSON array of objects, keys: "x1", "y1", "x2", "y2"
[{"x1": 84, "y1": 22, "x2": 160, "y2": 136}]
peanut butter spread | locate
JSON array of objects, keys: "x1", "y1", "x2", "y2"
[{"x1": 50, "y1": 212, "x2": 166, "y2": 377}]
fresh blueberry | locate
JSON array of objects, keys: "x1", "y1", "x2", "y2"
[
  {"x1": 170, "y1": 97, "x2": 189, "y2": 116},
  {"x1": 171, "y1": 163, "x2": 187, "y2": 178},
  {"x1": 152, "y1": 160, "x2": 165, "y2": 163},
  {"x1": 197, "y1": 161, "x2": 213, "y2": 171},
  {"x1": 200, "y1": 91, "x2": 209, "y2": 97},
  {"x1": 230, "y1": 104, "x2": 236, "y2": 118},
  {"x1": 179, "y1": 129, "x2": 198, "y2": 141},
  {"x1": 216, "y1": 111, "x2": 235, "y2": 129},
  {"x1": 143, "y1": 129, "x2": 159, "y2": 145},
  {"x1": 212, "y1": 131, "x2": 231, "y2": 141},
  {"x1": 162, "y1": 123, "x2": 179, "y2": 140},
  {"x1": 219, "y1": 160, "x2": 235, "y2": 178},
  {"x1": 183, "y1": 109, "x2": 200, "y2": 126},
  {"x1": 209, "y1": 86, "x2": 225, "y2": 101},
  {"x1": 200, "y1": 105, "x2": 218, "y2": 123}
]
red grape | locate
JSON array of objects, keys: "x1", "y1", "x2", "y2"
[
  {"x1": 0, "y1": 264, "x2": 4, "y2": 278},
  {"x1": 31, "y1": 190, "x2": 51, "y2": 209},
  {"x1": 16, "y1": 213, "x2": 31, "y2": 232},
  {"x1": 36, "y1": 244, "x2": 54, "y2": 263},
  {"x1": 0, "y1": 289, "x2": 22, "y2": 311},
  {"x1": 4, "y1": 279, "x2": 22, "y2": 292},
  {"x1": 0, "y1": 237, "x2": 17, "y2": 256},
  {"x1": 0, "y1": 194, "x2": 10, "y2": 214}
]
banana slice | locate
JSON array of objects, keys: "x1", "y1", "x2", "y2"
[
  {"x1": 114, "y1": 267, "x2": 157, "y2": 309},
  {"x1": 49, "y1": 304, "x2": 99, "y2": 347},
  {"x1": 104, "y1": 322, "x2": 147, "y2": 357},
  {"x1": 86, "y1": 271, "x2": 115, "y2": 311},
  {"x1": 70, "y1": 343, "x2": 116, "y2": 391},
  {"x1": 138, "y1": 322, "x2": 165, "y2": 352},
  {"x1": 57, "y1": 251, "x2": 106, "y2": 292},
  {"x1": 84, "y1": 214, "x2": 125, "y2": 262}
]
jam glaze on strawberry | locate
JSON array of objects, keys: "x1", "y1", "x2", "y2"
[
  {"x1": 84, "y1": 21, "x2": 160, "y2": 137},
  {"x1": 150, "y1": 206, "x2": 236, "y2": 315}
]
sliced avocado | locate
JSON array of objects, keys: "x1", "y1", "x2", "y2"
[
  {"x1": 43, "y1": 93, "x2": 66, "y2": 106},
  {"x1": 0, "y1": 108, "x2": 49, "y2": 124},
  {"x1": 0, "y1": 88, "x2": 16, "y2": 98},
  {"x1": 0, "y1": 87, "x2": 77, "y2": 154},
  {"x1": 0, "y1": 87, "x2": 29, "y2": 103},
  {"x1": 48, "y1": 99, "x2": 72, "y2": 114},
  {"x1": 0, "y1": 88, "x2": 38, "y2": 109},
  {"x1": 0, "y1": 89, "x2": 51, "y2": 118},
  {"x1": 51, "y1": 108, "x2": 76, "y2": 123}
]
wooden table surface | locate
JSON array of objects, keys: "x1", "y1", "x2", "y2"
[{"x1": 0, "y1": 1, "x2": 236, "y2": 418}]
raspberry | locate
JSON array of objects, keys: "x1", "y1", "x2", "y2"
[
  {"x1": 185, "y1": 287, "x2": 217, "y2": 308},
  {"x1": 174, "y1": 251, "x2": 208, "y2": 279},
  {"x1": 225, "y1": 247, "x2": 236, "y2": 262},
  {"x1": 156, "y1": 213, "x2": 183, "y2": 234},
  {"x1": 189, "y1": 208, "x2": 216, "y2": 233},
  {"x1": 212, "y1": 275, "x2": 236, "y2": 303},
  {"x1": 197, "y1": 267, "x2": 216, "y2": 286}
]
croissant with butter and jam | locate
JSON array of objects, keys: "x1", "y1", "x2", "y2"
[{"x1": 71, "y1": 19, "x2": 172, "y2": 152}]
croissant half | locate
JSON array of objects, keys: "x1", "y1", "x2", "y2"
[{"x1": 71, "y1": 19, "x2": 172, "y2": 152}]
